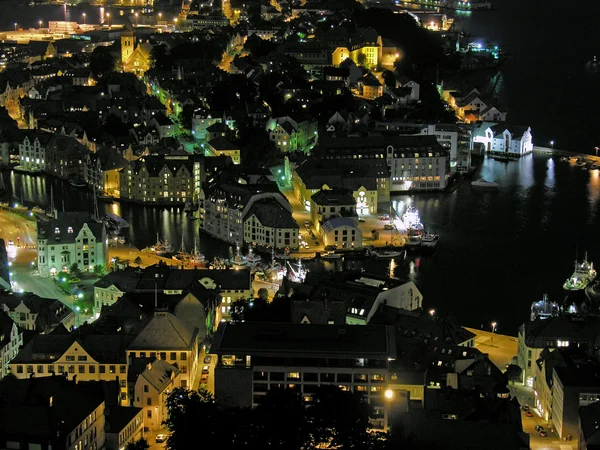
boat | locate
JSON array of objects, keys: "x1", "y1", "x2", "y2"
[
  {"x1": 402, "y1": 206, "x2": 424, "y2": 231},
  {"x1": 184, "y1": 200, "x2": 198, "y2": 213},
  {"x1": 370, "y1": 248, "x2": 403, "y2": 258},
  {"x1": 576, "y1": 158, "x2": 587, "y2": 167},
  {"x1": 104, "y1": 213, "x2": 130, "y2": 230},
  {"x1": 117, "y1": 236, "x2": 126, "y2": 244},
  {"x1": 406, "y1": 229, "x2": 422, "y2": 247},
  {"x1": 591, "y1": 163, "x2": 600, "y2": 170},
  {"x1": 151, "y1": 234, "x2": 174, "y2": 256},
  {"x1": 189, "y1": 238, "x2": 205, "y2": 265},
  {"x1": 472, "y1": 178, "x2": 499, "y2": 188},
  {"x1": 563, "y1": 252, "x2": 597, "y2": 291},
  {"x1": 321, "y1": 251, "x2": 342, "y2": 260},
  {"x1": 421, "y1": 231, "x2": 439, "y2": 248},
  {"x1": 530, "y1": 294, "x2": 560, "y2": 321},
  {"x1": 560, "y1": 157, "x2": 568, "y2": 162},
  {"x1": 287, "y1": 260, "x2": 308, "y2": 282},
  {"x1": 244, "y1": 246, "x2": 262, "y2": 265},
  {"x1": 69, "y1": 179, "x2": 86, "y2": 188}
]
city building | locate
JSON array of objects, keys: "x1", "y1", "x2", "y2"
[
  {"x1": 310, "y1": 188, "x2": 358, "y2": 231},
  {"x1": 201, "y1": 170, "x2": 293, "y2": 245},
  {"x1": 321, "y1": 217, "x2": 362, "y2": 249},
  {"x1": 127, "y1": 311, "x2": 199, "y2": 389},
  {"x1": 0, "y1": 291, "x2": 75, "y2": 332},
  {"x1": 45, "y1": 134, "x2": 91, "y2": 181},
  {"x1": 330, "y1": 28, "x2": 397, "y2": 69},
  {"x1": 198, "y1": 269, "x2": 252, "y2": 321},
  {"x1": 284, "y1": 271, "x2": 423, "y2": 324},
  {"x1": 10, "y1": 333, "x2": 132, "y2": 402},
  {"x1": 37, "y1": 212, "x2": 108, "y2": 278},
  {"x1": 212, "y1": 322, "x2": 396, "y2": 429},
  {"x1": 266, "y1": 116, "x2": 318, "y2": 153},
  {"x1": 0, "y1": 309, "x2": 22, "y2": 379},
  {"x1": 552, "y1": 358, "x2": 600, "y2": 439},
  {"x1": 84, "y1": 147, "x2": 128, "y2": 197},
  {"x1": 17, "y1": 130, "x2": 52, "y2": 172},
  {"x1": 120, "y1": 155, "x2": 202, "y2": 205},
  {"x1": 473, "y1": 123, "x2": 534, "y2": 157},
  {"x1": 293, "y1": 158, "x2": 390, "y2": 213},
  {"x1": 243, "y1": 198, "x2": 300, "y2": 249},
  {"x1": 121, "y1": 29, "x2": 152, "y2": 76},
  {"x1": 132, "y1": 358, "x2": 180, "y2": 432},
  {"x1": 104, "y1": 406, "x2": 144, "y2": 450},
  {"x1": 0, "y1": 376, "x2": 107, "y2": 450},
  {"x1": 207, "y1": 137, "x2": 241, "y2": 164}
]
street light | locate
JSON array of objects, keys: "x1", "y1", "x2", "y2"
[
  {"x1": 491, "y1": 322, "x2": 497, "y2": 333},
  {"x1": 429, "y1": 309, "x2": 435, "y2": 316},
  {"x1": 38, "y1": 20, "x2": 42, "y2": 29},
  {"x1": 135, "y1": 12, "x2": 139, "y2": 27},
  {"x1": 82, "y1": 13, "x2": 86, "y2": 25},
  {"x1": 13, "y1": 23, "x2": 17, "y2": 31},
  {"x1": 550, "y1": 140, "x2": 554, "y2": 150},
  {"x1": 106, "y1": 12, "x2": 111, "y2": 28},
  {"x1": 158, "y1": 12, "x2": 162, "y2": 21},
  {"x1": 384, "y1": 389, "x2": 394, "y2": 400},
  {"x1": 595, "y1": 147, "x2": 599, "y2": 157}
]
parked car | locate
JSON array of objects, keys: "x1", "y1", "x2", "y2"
[
  {"x1": 525, "y1": 411, "x2": 533, "y2": 417},
  {"x1": 535, "y1": 425, "x2": 544, "y2": 432},
  {"x1": 156, "y1": 434, "x2": 167, "y2": 443},
  {"x1": 203, "y1": 355, "x2": 211, "y2": 364},
  {"x1": 358, "y1": 217, "x2": 366, "y2": 222},
  {"x1": 522, "y1": 405, "x2": 529, "y2": 411},
  {"x1": 539, "y1": 430, "x2": 547, "y2": 437},
  {"x1": 202, "y1": 365, "x2": 210, "y2": 375},
  {"x1": 379, "y1": 214, "x2": 390, "y2": 220},
  {"x1": 383, "y1": 224, "x2": 395, "y2": 230}
]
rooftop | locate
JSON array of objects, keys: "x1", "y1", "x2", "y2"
[
  {"x1": 244, "y1": 198, "x2": 298, "y2": 230},
  {"x1": 310, "y1": 188, "x2": 356, "y2": 206},
  {"x1": 129, "y1": 311, "x2": 198, "y2": 351}
]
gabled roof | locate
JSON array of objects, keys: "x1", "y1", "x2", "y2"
[
  {"x1": 208, "y1": 136, "x2": 238, "y2": 151},
  {"x1": 244, "y1": 198, "x2": 298, "y2": 229},
  {"x1": 310, "y1": 188, "x2": 355, "y2": 206},
  {"x1": 129, "y1": 311, "x2": 198, "y2": 351},
  {"x1": 139, "y1": 359, "x2": 180, "y2": 393},
  {"x1": 37, "y1": 212, "x2": 104, "y2": 244}
]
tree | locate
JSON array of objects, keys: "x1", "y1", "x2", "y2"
[
  {"x1": 134, "y1": 256, "x2": 143, "y2": 265},
  {"x1": 506, "y1": 364, "x2": 522, "y2": 385},
  {"x1": 257, "y1": 288, "x2": 269, "y2": 301},
  {"x1": 69, "y1": 263, "x2": 81, "y2": 277},
  {"x1": 381, "y1": 70, "x2": 397, "y2": 88},
  {"x1": 90, "y1": 45, "x2": 117, "y2": 78},
  {"x1": 93, "y1": 264, "x2": 105, "y2": 276},
  {"x1": 125, "y1": 438, "x2": 149, "y2": 450}
]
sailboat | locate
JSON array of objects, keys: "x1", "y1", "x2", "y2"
[
  {"x1": 46, "y1": 185, "x2": 55, "y2": 217},
  {"x1": 189, "y1": 238, "x2": 205, "y2": 265}
]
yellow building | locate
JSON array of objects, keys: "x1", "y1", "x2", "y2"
[
  {"x1": 331, "y1": 31, "x2": 397, "y2": 69},
  {"x1": 207, "y1": 136, "x2": 241, "y2": 164},
  {"x1": 121, "y1": 30, "x2": 152, "y2": 76}
]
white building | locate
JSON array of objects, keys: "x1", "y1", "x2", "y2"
[
  {"x1": 321, "y1": 217, "x2": 362, "y2": 249},
  {"x1": 0, "y1": 309, "x2": 23, "y2": 379},
  {"x1": 243, "y1": 198, "x2": 299, "y2": 249},
  {"x1": 310, "y1": 188, "x2": 358, "y2": 231},
  {"x1": 390, "y1": 146, "x2": 450, "y2": 192},
  {"x1": 132, "y1": 359, "x2": 180, "y2": 432},
  {"x1": 37, "y1": 212, "x2": 108, "y2": 278},
  {"x1": 18, "y1": 131, "x2": 52, "y2": 172},
  {"x1": 473, "y1": 123, "x2": 533, "y2": 157}
]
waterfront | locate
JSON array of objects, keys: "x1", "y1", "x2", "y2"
[{"x1": 4, "y1": 153, "x2": 600, "y2": 334}]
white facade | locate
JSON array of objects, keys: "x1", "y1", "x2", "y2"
[
  {"x1": 390, "y1": 151, "x2": 449, "y2": 191},
  {"x1": 133, "y1": 360, "x2": 179, "y2": 432},
  {"x1": 18, "y1": 134, "x2": 48, "y2": 171},
  {"x1": 481, "y1": 106, "x2": 507, "y2": 122},
  {"x1": 473, "y1": 124, "x2": 534, "y2": 156},
  {"x1": 321, "y1": 218, "x2": 362, "y2": 249},
  {"x1": 0, "y1": 314, "x2": 23, "y2": 379},
  {"x1": 243, "y1": 214, "x2": 299, "y2": 249},
  {"x1": 37, "y1": 218, "x2": 108, "y2": 278}
]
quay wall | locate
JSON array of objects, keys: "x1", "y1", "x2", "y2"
[{"x1": 533, "y1": 146, "x2": 600, "y2": 162}]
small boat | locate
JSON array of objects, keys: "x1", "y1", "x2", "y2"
[
  {"x1": 244, "y1": 246, "x2": 262, "y2": 265},
  {"x1": 591, "y1": 163, "x2": 600, "y2": 170},
  {"x1": 405, "y1": 229, "x2": 422, "y2": 247},
  {"x1": 69, "y1": 179, "x2": 86, "y2": 188},
  {"x1": 117, "y1": 236, "x2": 126, "y2": 244},
  {"x1": 32, "y1": 206, "x2": 45, "y2": 214},
  {"x1": 321, "y1": 251, "x2": 342, "y2": 260},
  {"x1": 370, "y1": 249, "x2": 403, "y2": 258},
  {"x1": 104, "y1": 214, "x2": 129, "y2": 230},
  {"x1": 576, "y1": 158, "x2": 587, "y2": 167},
  {"x1": 421, "y1": 231, "x2": 439, "y2": 248},
  {"x1": 472, "y1": 178, "x2": 499, "y2": 188}
]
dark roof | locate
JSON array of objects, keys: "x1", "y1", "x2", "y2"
[
  {"x1": 37, "y1": 212, "x2": 104, "y2": 244},
  {"x1": 212, "y1": 322, "x2": 395, "y2": 358},
  {"x1": 198, "y1": 268, "x2": 251, "y2": 291},
  {"x1": 206, "y1": 122, "x2": 229, "y2": 133},
  {"x1": 125, "y1": 154, "x2": 195, "y2": 177},
  {"x1": 105, "y1": 406, "x2": 142, "y2": 434},
  {"x1": 94, "y1": 266, "x2": 141, "y2": 290},
  {"x1": 0, "y1": 292, "x2": 72, "y2": 332},
  {"x1": 88, "y1": 146, "x2": 128, "y2": 171},
  {"x1": 139, "y1": 359, "x2": 180, "y2": 392},
  {"x1": 208, "y1": 136, "x2": 238, "y2": 151},
  {"x1": 295, "y1": 158, "x2": 389, "y2": 191},
  {"x1": 314, "y1": 135, "x2": 447, "y2": 159},
  {"x1": 129, "y1": 311, "x2": 198, "y2": 351},
  {"x1": 580, "y1": 401, "x2": 600, "y2": 447},
  {"x1": 523, "y1": 316, "x2": 600, "y2": 348},
  {"x1": 310, "y1": 188, "x2": 356, "y2": 206},
  {"x1": 244, "y1": 198, "x2": 298, "y2": 229},
  {"x1": 554, "y1": 361, "x2": 600, "y2": 388}
]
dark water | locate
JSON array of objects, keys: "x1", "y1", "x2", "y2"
[
  {"x1": 464, "y1": 0, "x2": 600, "y2": 153},
  {"x1": 5, "y1": 154, "x2": 600, "y2": 334}
]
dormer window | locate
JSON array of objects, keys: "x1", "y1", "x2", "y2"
[
  {"x1": 67, "y1": 227, "x2": 73, "y2": 234},
  {"x1": 55, "y1": 227, "x2": 60, "y2": 234}
]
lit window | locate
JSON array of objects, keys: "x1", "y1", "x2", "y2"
[
  {"x1": 67, "y1": 227, "x2": 73, "y2": 233},
  {"x1": 55, "y1": 227, "x2": 60, "y2": 234}
]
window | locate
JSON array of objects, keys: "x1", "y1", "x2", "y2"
[
  {"x1": 78, "y1": 356, "x2": 87, "y2": 362},
  {"x1": 287, "y1": 372, "x2": 300, "y2": 380},
  {"x1": 79, "y1": 365, "x2": 85, "y2": 373},
  {"x1": 144, "y1": 385, "x2": 149, "y2": 393},
  {"x1": 99, "y1": 365, "x2": 106, "y2": 374},
  {"x1": 89, "y1": 366, "x2": 95, "y2": 374},
  {"x1": 181, "y1": 366, "x2": 187, "y2": 373},
  {"x1": 66, "y1": 355, "x2": 75, "y2": 361},
  {"x1": 17, "y1": 365, "x2": 23, "y2": 374},
  {"x1": 109, "y1": 365, "x2": 116, "y2": 374},
  {"x1": 68, "y1": 365, "x2": 75, "y2": 373},
  {"x1": 147, "y1": 398, "x2": 152, "y2": 406},
  {"x1": 58, "y1": 365, "x2": 64, "y2": 373},
  {"x1": 180, "y1": 352, "x2": 187, "y2": 360},
  {"x1": 120, "y1": 365, "x2": 126, "y2": 374},
  {"x1": 37, "y1": 365, "x2": 44, "y2": 373},
  {"x1": 170, "y1": 352, "x2": 177, "y2": 360},
  {"x1": 160, "y1": 352, "x2": 167, "y2": 360},
  {"x1": 147, "y1": 410, "x2": 152, "y2": 418}
]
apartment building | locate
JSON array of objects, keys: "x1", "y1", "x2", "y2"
[
  {"x1": 37, "y1": 212, "x2": 108, "y2": 278},
  {"x1": 126, "y1": 311, "x2": 199, "y2": 389},
  {"x1": 212, "y1": 322, "x2": 396, "y2": 429},
  {"x1": 84, "y1": 146, "x2": 128, "y2": 196},
  {"x1": 243, "y1": 198, "x2": 299, "y2": 249},
  {"x1": 0, "y1": 291, "x2": 75, "y2": 332},
  {"x1": 18, "y1": 130, "x2": 52, "y2": 172},
  {"x1": 120, "y1": 155, "x2": 203, "y2": 205},
  {"x1": 265, "y1": 115, "x2": 318, "y2": 153},
  {"x1": 45, "y1": 134, "x2": 91, "y2": 180},
  {"x1": 0, "y1": 309, "x2": 22, "y2": 379},
  {"x1": 309, "y1": 188, "x2": 357, "y2": 231}
]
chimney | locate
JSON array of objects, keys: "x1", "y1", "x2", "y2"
[{"x1": 147, "y1": 362, "x2": 152, "y2": 371}]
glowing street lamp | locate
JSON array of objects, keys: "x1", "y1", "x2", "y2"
[
  {"x1": 491, "y1": 321, "x2": 497, "y2": 333},
  {"x1": 38, "y1": 20, "x2": 43, "y2": 29},
  {"x1": 384, "y1": 389, "x2": 394, "y2": 400},
  {"x1": 13, "y1": 23, "x2": 17, "y2": 31},
  {"x1": 135, "y1": 12, "x2": 139, "y2": 27},
  {"x1": 550, "y1": 140, "x2": 554, "y2": 150},
  {"x1": 82, "y1": 13, "x2": 86, "y2": 25},
  {"x1": 429, "y1": 309, "x2": 435, "y2": 316},
  {"x1": 158, "y1": 12, "x2": 162, "y2": 21},
  {"x1": 106, "y1": 12, "x2": 111, "y2": 28}
]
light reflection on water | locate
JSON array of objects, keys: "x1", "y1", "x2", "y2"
[{"x1": 4, "y1": 154, "x2": 600, "y2": 333}]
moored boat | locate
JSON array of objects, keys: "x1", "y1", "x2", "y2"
[
  {"x1": 563, "y1": 252, "x2": 597, "y2": 291},
  {"x1": 370, "y1": 248, "x2": 403, "y2": 258},
  {"x1": 421, "y1": 231, "x2": 439, "y2": 248},
  {"x1": 69, "y1": 179, "x2": 86, "y2": 188},
  {"x1": 402, "y1": 206, "x2": 423, "y2": 231},
  {"x1": 321, "y1": 251, "x2": 342, "y2": 260},
  {"x1": 405, "y1": 228, "x2": 422, "y2": 247},
  {"x1": 472, "y1": 178, "x2": 499, "y2": 188}
]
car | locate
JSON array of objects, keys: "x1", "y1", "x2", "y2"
[
  {"x1": 202, "y1": 365, "x2": 210, "y2": 375},
  {"x1": 156, "y1": 434, "x2": 167, "y2": 443},
  {"x1": 525, "y1": 411, "x2": 533, "y2": 417},
  {"x1": 535, "y1": 425, "x2": 544, "y2": 432},
  {"x1": 200, "y1": 375, "x2": 208, "y2": 384},
  {"x1": 522, "y1": 405, "x2": 529, "y2": 411},
  {"x1": 7, "y1": 240, "x2": 13, "y2": 246},
  {"x1": 539, "y1": 430, "x2": 547, "y2": 437},
  {"x1": 68, "y1": 278, "x2": 81, "y2": 284},
  {"x1": 358, "y1": 217, "x2": 366, "y2": 222},
  {"x1": 203, "y1": 355, "x2": 211, "y2": 364},
  {"x1": 383, "y1": 224, "x2": 395, "y2": 230},
  {"x1": 379, "y1": 214, "x2": 390, "y2": 221}
]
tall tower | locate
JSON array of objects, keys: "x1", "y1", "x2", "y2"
[{"x1": 121, "y1": 30, "x2": 135, "y2": 64}]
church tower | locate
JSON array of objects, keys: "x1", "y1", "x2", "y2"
[{"x1": 121, "y1": 30, "x2": 135, "y2": 64}]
